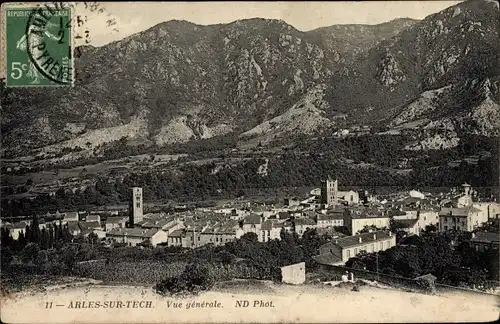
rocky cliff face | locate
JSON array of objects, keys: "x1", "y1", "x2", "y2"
[
  {"x1": 305, "y1": 18, "x2": 418, "y2": 64},
  {"x1": 1, "y1": 0, "x2": 498, "y2": 158},
  {"x1": 324, "y1": 0, "x2": 499, "y2": 130},
  {"x1": 2, "y1": 19, "x2": 340, "y2": 155}
]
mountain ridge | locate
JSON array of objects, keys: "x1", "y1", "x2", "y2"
[{"x1": 1, "y1": 0, "x2": 498, "y2": 160}]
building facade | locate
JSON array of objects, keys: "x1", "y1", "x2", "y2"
[
  {"x1": 470, "y1": 232, "x2": 499, "y2": 252},
  {"x1": 316, "y1": 211, "x2": 344, "y2": 228},
  {"x1": 315, "y1": 231, "x2": 396, "y2": 266},
  {"x1": 280, "y1": 262, "x2": 306, "y2": 285},
  {"x1": 344, "y1": 212, "x2": 390, "y2": 235},
  {"x1": 337, "y1": 190, "x2": 360, "y2": 205},
  {"x1": 107, "y1": 227, "x2": 167, "y2": 247},
  {"x1": 438, "y1": 206, "x2": 483, "y2": 232}
]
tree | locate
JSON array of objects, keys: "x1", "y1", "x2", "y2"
[
  {"x1": 423, "y1": 224, "x2": 438, "y2": 233},
  {"x1": 48, "y1": 224, "x2": 54, "y2": 249},
  {"x1": 182, "y1": 262, "x2": 215, "y2": 291},
  {"x1": 40, "y1": 228, "x2": 49, "y2": 250},
  {"x1": 396, "y1": 230, "x2": 408, "y2": 245},
  {"x1": 1, "y1": 227, "x2": 13, "y2": 247},
  {"x1": 240, "y1": 232, "x2": 258, "y2": 244},
  {"x1": 31, "y1": 215, "x2": 40, "y2": 243},
  {"x1": 21, "y1": 243, "x2": 40, "y2": 265},
  {"x1": 155, "y1": 262, "x2": 215, "y2": 295},
  {"x1": 334, "y1": 226, "x2": 351, "y2": 236},
  {"x1": 87, "y1": 232, "x2": 99, "y2": 246},
  {"x1": 35, "y1": 250, "x2": 49, "y2": 273},
  {"x1": 60, "y1": 245, "x2": 78, "y2": 271},
  {"x1": 389, "y1": 217, "x2": 398, "y2": 233},
  {"x1": 1, "y1": 246, "x2": 14, "y2": 269},
  {"x1": 346, "y1": 257, "x2": 366, "y2": 270},
  {"x1": 216, "y1": 250, "x2": 236, "y2": 265},
  {"x1": 17, "y1": 231, "x2": 27, "y2": 250},
  {"x1": 300, "y1": 228, "x2": 331, "y2": 269}
]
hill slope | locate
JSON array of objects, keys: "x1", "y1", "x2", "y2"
[
  {"x1": 324, "y1": 0, "x2": 499, "y2": 133},
  {"x1": 1, "y1": 0, "x2": 498, "y2": 160}
]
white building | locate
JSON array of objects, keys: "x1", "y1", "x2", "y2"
[
  {"x1": 260, "y1": 220, "x2": 282, "y2": 242},
  {"x1": 314, "y1": 231, "x2": 396, "y2": 266},
  {"x1": 409, "y1": 190, "x2": 425, "y2": 199},
  {"x1": 280, "y1": 262, "x2": 306, "y2": 285},
  {"x1": 317, "y1": 212, "x2": 344, "y2": 228},
  {"x1": 242, "y1": 214, "x2": 262, "y2": 234},
  {"x1": 106, "y1": 227, "x2": 167, "y2": 247},
  {"x1": 438, "y1": 206, "x2": 484, "y2": 232},
  {"x1": 337, "y1": 190, "x2": 360, "y2": 205},
  {"x1": 6, "y1": 222, "x2": 27, "y2": 240},
  {"x1": 293, "y1": 218, "x2": 317, "y2": 236},
  {"x1": 105, "y1": 216, "x2": 128, "y2": 232},
  {"x1": 473, "y1": 202, "x2": 500, "y2": 221},
  {"x1": 344, "y1": 210, "x2": 390, "y2": 235}
]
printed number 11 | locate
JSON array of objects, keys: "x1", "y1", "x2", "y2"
[{"x1": 45, "y1": 302, "x2": 53, "y2": 309}]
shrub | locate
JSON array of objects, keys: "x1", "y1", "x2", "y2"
[{"x1": 155, "y1": 262, "x2": 215, "y2": 296}]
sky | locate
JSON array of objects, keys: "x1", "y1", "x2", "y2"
[{"x1": 74, "y1": 1, "x2": 462, "y2": 47}]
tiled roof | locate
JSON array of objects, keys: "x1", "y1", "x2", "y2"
[
  {"x1": 86, "y1": 215, "x2": 100, "y2": 222},
  {"x1": 261, "y1": 220, "x2": 275, "y2": 231},
  {"x1": 316, "y1": 227, "x2": 347, "y2": 238},
  {"x1": 323, "y1": 230, "x2": 393, "y2": 249},
  {"x1": 348, "y1": 207, "x2": 387, "y2": 219},
  {"x1": 202, "y1": 226, "x2": 215, "y2": 234},
  {"x1": 471, "y1": 232, "x2": 499, "y2": 244},
  {"x1": 142, "y1": 218, "x2": 174, "y2": 228},
  {"x1": 393, "y1": 219, "x2": 418, "y2": 229},
  {"x1": 294, "y1": 218, "x2": 316, "y2": 226},
  {"x1": 79, "y1": 229, "x2": 95, "y2": 237},
  {"x1": 318, "y1": 213, "x2": 343, "y2": 221},
  {"x1": 312, "y1": 253, "x2": 343, "y2": 265},
  {"x1": 67, "y1": 221, "x2": 81, "y2": 232},
  {"x1": 64, "y1": 212, "x2": 79, "y2": 219},
  {"x1": 85, "y1": 221, "x2": 101, "y2": 229},
  {"x1": 388, "y1": 209, "x2": 406, "y2": 217},
  {"x1": 278, "y1": 211, "x2": 290, "y2": 220},
  {"x1": 337, "y1": 190, "x2": 355, "y2": 198},
  {"x1": 404, "y1": 197, "x2": 422, "y2": 204},
  {"x1": 243, "y1": 214, "x2": 261, "y2": 224},
  {"x1": 439, "y1": 206, "x2": 481, "y2": 217},
  {"x1": 135, "y1": 220, "x2": 148, "y2": 226},
  {"x1": 106, "y1": 216, "x2": 128, "y2": 223},
  {"x1": 11, "y1": 221, "x2": 27, "y2": 229},
  {"x1": 169, "y1": 229, "x2": 186, "y2": 237},
  {"x1": 107, "y1": 227, "x2": 159, "y2": 238}
]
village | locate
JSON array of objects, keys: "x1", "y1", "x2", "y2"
[{"x1": 2, "y1": 178, "x2": 499, "y2": 283}]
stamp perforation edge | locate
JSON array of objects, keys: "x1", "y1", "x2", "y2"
[{"x1": 1, "y1": 1, "x2": 75, "y2": 88}]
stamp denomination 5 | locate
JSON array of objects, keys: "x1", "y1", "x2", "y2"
[{"x1": 3, "y1": 3, "x2": 74, "y2": 87}]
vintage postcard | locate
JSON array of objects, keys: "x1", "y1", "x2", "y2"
[{"x1": 1, "y1": 0, "x2": 499, "y2": 323}]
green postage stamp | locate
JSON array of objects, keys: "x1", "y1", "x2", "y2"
[{"x1": 2, "y1": 3, "x2": 74, "y2": 86}]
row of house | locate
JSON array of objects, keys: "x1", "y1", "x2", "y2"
[
  {"x1": 313, "y1": 230, "x2": 396, "y2": 266},
  {"x1": 3, "y1": 183, "x2": 498, "y2": 252}
]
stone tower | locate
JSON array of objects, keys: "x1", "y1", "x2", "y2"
[
  {"x1": 321, "y1": 176, "x2": 338, "y2": 206},
  {"x1": 129, "y1": 187, "x2": 143, "y2": 227}
]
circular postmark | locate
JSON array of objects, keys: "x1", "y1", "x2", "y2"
[{"x1": 25, "y1": 3, "x2": 73, "y2": 85}]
